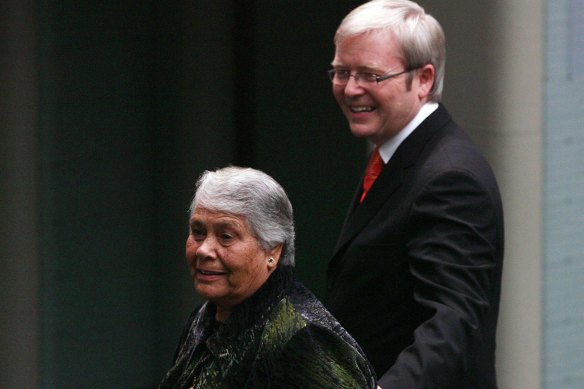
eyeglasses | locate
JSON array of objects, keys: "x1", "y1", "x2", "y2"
[{"x1": 327, "y1": 67, "x2": 417, "y2": 86}]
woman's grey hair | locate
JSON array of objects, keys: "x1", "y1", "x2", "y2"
[
  {"x1": 334, "y1": 0, "x2": 446, "y2": 102},
  {"x1": 189, "y1": 166, "x2": 295, "y2": 266}
]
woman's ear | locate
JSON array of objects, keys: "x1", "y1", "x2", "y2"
[{"x1": 267, "y1": 244, "x2": 283, "y2": 268}]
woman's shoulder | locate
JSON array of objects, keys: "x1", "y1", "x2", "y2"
[
  {"x1": 254, "y1": 283, "x2": 376, "y2": 388},
  {"x1": 286, "y1": 280, "x2": 350, "y2": 334},
  {"x1": 263, "y1": 280, "x2": 362, "y2": 352}
]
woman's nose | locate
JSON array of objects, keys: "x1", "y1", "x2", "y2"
[{"x1": 195, "y1": 237, "x2": 216, "y2": 260}]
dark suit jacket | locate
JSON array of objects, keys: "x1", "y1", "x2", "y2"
[{"x1": 325, "y1": 104, "x2": 504, "y2": 389}]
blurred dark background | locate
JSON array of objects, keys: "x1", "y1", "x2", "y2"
[
  {"x1": 5, "y1": 1, "x2": 365, "y2": 387},
  {"x1": 5, "y1": 0, "x2": 549, "y2": 388}
]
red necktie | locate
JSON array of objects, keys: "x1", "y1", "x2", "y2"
[{"x1": 360, "y1": 148, "x2": 384, "y2": 202}]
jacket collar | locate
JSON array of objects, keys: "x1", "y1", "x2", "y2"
[
  {"x1": 197, "y1": 266, "x2": 294, "y2": 355},
  {"x1": 332, "y1": 104, "x2": 452, "y2": 258}
]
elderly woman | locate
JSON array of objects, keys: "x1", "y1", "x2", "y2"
[{"x1": 158, "y1": 166, "x2": 376, "y2": 388}]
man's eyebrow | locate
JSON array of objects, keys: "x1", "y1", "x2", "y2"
[{"x1": 330, "y1": 63, "x2": 384, "y2": 73}]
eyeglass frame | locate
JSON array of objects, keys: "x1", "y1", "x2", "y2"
[{"x1": 327, "y1": 66, "x2": 420, "y2": 86}]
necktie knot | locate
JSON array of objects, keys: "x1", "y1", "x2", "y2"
[{"x1": 360, "y1": 148, "x2": 384, "y2": 202}]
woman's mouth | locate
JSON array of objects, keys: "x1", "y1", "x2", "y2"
[{"x1": 197, "y1": 269, "x2": 226, "y2": 276}]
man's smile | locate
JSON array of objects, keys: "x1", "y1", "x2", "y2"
[{"x1": 350, "y1": 105, "x2": 376, "y2": 113}]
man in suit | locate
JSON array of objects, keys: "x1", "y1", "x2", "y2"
[{"x1": 324, "y1": 1, "x2": 505, "y2": 388}]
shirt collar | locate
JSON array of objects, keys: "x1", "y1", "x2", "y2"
[{"x1": 378, "y1": 102, "x2": 439, "y2": 163}]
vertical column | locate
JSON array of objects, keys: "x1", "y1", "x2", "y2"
[
  {"x1": 36, "y1": 1, "x2": 161, "y2": 386},
  {"x1": 419, "y1": 1, "x2": 544, "y2": 388},
  {"x1": 544, "y1": 1, "x2": 584, "y2": 387},
  {"x1": 0, "y1": 0, "x2": 40, "y2": 388},
  {"x1": 484, "y1": 3, "x2": 544, "y2": 389}
]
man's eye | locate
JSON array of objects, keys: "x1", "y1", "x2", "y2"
[
  {"x1": 360, "y1": 72, "x2": 378, "y2": 82},
  {"x1": 336, "y1": 70, "x2": 351, "y2": 79}
]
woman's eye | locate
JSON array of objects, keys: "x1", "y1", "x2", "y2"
[
  {"x1": 220, "y1": 233, "x2": 234, "y2": 242},
  {"x1": 219, "y1": 228, "x2": 241, "y2": 245},
  {"x1": 191, "y1": 228, "x2": 205, "y2": 241}
]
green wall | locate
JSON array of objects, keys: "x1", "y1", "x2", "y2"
[{"x1": 37, "y1": 1, "x2": 364, "y2": 387}]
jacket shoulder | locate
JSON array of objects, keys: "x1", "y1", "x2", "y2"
[{"x1": 252, "y1": 286, "x2": 376, "y2": 388}]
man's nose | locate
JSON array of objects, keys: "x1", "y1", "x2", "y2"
[{"x1": 343, "y1": 75, "x2": 365, "y2": 95}]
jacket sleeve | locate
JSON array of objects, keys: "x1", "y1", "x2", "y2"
[
  {"x1": 378, "y1": 169, "x2": 503, "y2": 388},
  {"x1": 270, "y1": 325, "x2": 377, "y2": 389}
]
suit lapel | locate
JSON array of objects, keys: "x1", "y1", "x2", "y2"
[
  {"x1": 331, "y1": 104, "x2": 452, "y2": 258},
  {"x1": 333, "y1": 160, "x2": 403, "y2": 254}
]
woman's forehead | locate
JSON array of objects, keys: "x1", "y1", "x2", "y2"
[{"x1": 191, "y1": 208, "x2": 247, "y2": 228}]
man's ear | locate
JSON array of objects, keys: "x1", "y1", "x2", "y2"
[{"x1": 416, "y1": 63, "x2": 435, "y2": 100}]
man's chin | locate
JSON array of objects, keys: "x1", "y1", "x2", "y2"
[{"x1": 349, "y1": 125, "x2": 376, "y2": 139}]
